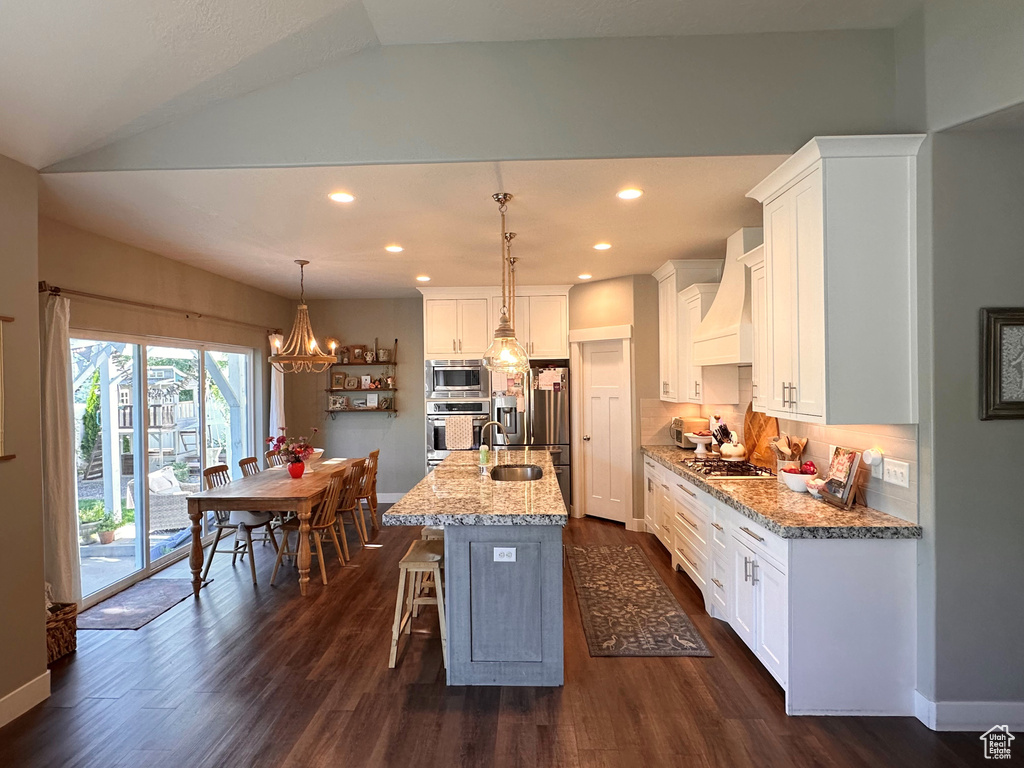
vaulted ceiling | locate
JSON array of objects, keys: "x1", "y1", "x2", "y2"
[{"x1": 3, "y1": 0, "x2": 920, "y2": 169}]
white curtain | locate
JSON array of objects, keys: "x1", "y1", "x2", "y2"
[
  {"x1": 268, "y1": 333, "x2": 286, "y2": 439},
  {"x1": 42, "y1": 294, "x2": 81, "y2": 605}
]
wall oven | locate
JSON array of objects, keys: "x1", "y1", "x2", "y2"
[
  {"x1": 425, "y1": 359, "x2": 489, "y2": 399},
  {"x1": 426, "y1": 398, "x2": 491, "y2": 468}
]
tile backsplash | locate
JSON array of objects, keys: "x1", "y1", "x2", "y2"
[
  {"x1": 640, "y1": 398, "x2": 701, "y2": 445},
  {"x1": 702, "y1": 366, "x2": 919, "y2": 523}
]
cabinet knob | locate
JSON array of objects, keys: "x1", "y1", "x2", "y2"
[{"x1": 582, "y1": 435, "x2": 591, "y2": 442}]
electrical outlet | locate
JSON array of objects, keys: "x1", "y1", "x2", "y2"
[
  {"x1": 493, "y1": 547, "x2": 516, "y2": 563},
  {"x1": 883, "y1": 459, "x2": 910, "y2": 488}
]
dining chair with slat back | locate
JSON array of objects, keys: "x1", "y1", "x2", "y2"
[
  {"x1": 336, "y1": 459, "x2": 369, "y2": 556},
  {"x1": 356, "y1": 449, "x2": 380, "y2": 531},
  {"x1": 265, "y1": 450, "x2": 285, "y2": 468},
  {"x1": 271, "y1": 464, "x2": 355, "y2": 586},
  {"x1": 201, "y1": 465, "x2": 279, "y2": 585},
  {"x1": 239, "y1": 456, "x2": 260, "y2": 477}
]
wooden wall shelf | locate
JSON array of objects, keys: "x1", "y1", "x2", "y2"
[{"x1": 0, "y1": 454, "x2": 16, "y2": 462}]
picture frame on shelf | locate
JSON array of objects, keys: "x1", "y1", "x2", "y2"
[
  {"x1": 350, "y1": 345, "x2": 365, "y2": 361},
  {"x1": 378, "y1": 348, "x2": 391, "y2": 362},
  {"x1": 360, "y1": 374, "x2": 372, "y2": 389},
  {"x1": 338, "y1": 346, "x2": 350, "y2": 364},
  {"x1": 351, "y1": 396, "x2": 367, "y2": 409},
  {"x1": 366, "y1": 392, "x2": 379, "y2": 409},
  {"x1": 343, "y1": 376, "x2": 360, "y2": 390},
  {"x1": 980, "y1": 307, "x2": 1024, "y2": 420},
  {"x1": 331, "y1": 372, "x2": 346, "y2": 389},
  {"x1": 329, "y1": 394, "x2": 348, "y2": 411}
]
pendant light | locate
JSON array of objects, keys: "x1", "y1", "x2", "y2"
[
  {"x1": 268, "y1": 260, "x2": 338, "y2": 374},
  {"x1": 483, "y1": 193, "x2": 530, "y2": 374}
]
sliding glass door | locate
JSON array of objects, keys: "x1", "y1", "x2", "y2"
[{"x1": 72, "y1": 334, "x2": 254, "y2": 603}]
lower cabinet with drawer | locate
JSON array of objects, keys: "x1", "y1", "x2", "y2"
[{"x1": 731, "y1": 530, "x2": 788, "y2": 687}]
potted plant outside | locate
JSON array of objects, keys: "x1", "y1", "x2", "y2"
[
  {"x1": 96, "y1": 512, "x2": 118, "y2": 544},
  {"x1": 267, "y1": 428, "x2": 319, "y2": 479}
]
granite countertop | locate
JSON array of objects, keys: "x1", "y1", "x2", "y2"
[
  {"x1": 642, "y1": 445, "x2": 922, "y2": 540},
  {"x1": 382, "y1": 449, "x2": 568, "y2": 527}
]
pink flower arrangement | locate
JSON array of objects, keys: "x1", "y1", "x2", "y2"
[{"x1": 267, "y1": 427, "x2": 318, "y2": 464}]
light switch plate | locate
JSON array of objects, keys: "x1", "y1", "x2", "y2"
[
  {"x1": 493, "y1": 547, "x2": 516, "y2": 562},
  {"x1": 883, "y1": 458, "x2": 910, "y2": 488}
]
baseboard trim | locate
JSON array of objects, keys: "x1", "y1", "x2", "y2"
[
  {"x1": 625, "y1": 517, "x2": 645, "y2": 532},
  {"x1": 914, "y1": 691, "x2": 1024, "y2": 731},
  {"x1": 0, "y1": 671, "x2": 50, "y2": 729}
]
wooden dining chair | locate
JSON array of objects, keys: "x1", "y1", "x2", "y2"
[
  {"x1": 336, "y1": 459, "x2": 369, "y2": 556},
  {"x1": 271, "y1": 463, "x2": 356, "y2": 586},
  {"x1": 265, "y1": 450, "x2": 285, "y2": 468},
  {"x1": 239, "y1": 456, "x2": 260, "y2": 477},
  {"x1": 201, "y1": 465, "x2": 279, "y2": 586},
  {"x1": 355, "y1": 449, "x2": 380, "y2": 531}
]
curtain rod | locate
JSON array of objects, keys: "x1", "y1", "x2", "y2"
[{"x1": 38, "y1": 281, "x2": 282, "y2": 335}]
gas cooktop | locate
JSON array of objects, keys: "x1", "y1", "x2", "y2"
[{"x1": 681, "y1": 458, "x2": 775, "y2": 479}]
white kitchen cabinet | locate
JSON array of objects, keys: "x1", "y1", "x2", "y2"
[
  {"x1": 747, "y1": 134, "x2": 925, "y2": 424},
  {"x1": 643, "y1": 459, "x2": 658, "y2": 534},
  {"x1": 655, "y1": 479, "x2": 674, "y2": 550},
  {"x1": 709, "y1": 554, "x2": 729, "y2": 618},
  {"x1": 742, "y1": 246, "x2": 769, "y2": 410},
  {"x1": 652, "y1": 261, "x2": 723, "y2": 403},
  {"x1": 680, "y1": 284, "x2": 740, "y2": 405},
  {"x1": 490, "y1": 294, "x2": 568, "y2": 359},
  {"x1": 731, "y1": 531, "x2": 788, "y2": 688},
  {"x1": 424, "y1": 298, "x2": 489, "y2": 357},
  {"x1": 730, "y1": 538, "x2": 757, "y2": 648}
]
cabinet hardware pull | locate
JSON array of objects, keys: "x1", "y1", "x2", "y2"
[
  {"x1": 781, "y1": 382, "x2": 788, "y2": 407},
  {"x1": 750, "y1": 560, "x2": 759, "y2": 586},
  {"x1": 648, "y1": 479, "x2": 653, "y2": 492},
  {"x1": 661, "y1": 484, "x2": 669, "y2": 490},
  {"x1": 712, "y1": 522, "x2": 723, "y2": 531},
  {"x1": 711, "y1": 578, "x2": 723, "y2": 589},
  {"x1": 789, "y1": 382, "x2": 796, "y2": 404},
  {"x1": 743, "y1": 556, "x2": 751, "y2": 582},
  {"x1": 740, "y1": 526, "x2": 765, "y2": 543},
  {"x1": 679, "y1": 550, "x2": 696, "y2": 569},
  {"x1": 452, "y1": 338, "x2": 457, "y2": 352},
  {"x1": 459, "y1": 339, "x2": 463, "y2": 352},
  {"x1": 679, "y1": 513, "x2": 697, "y2": 529},
  {"x1": 676, "y1": 483, "x2": 696, "y2": 497}
]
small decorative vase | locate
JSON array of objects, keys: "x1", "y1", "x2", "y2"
[{"x1": 288, "y1": 461, "x2": 305, "y2": 479}]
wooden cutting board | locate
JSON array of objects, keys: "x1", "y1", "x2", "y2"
[{"x1": 743, "y1": 402, "x2": 779, "y2": 470}]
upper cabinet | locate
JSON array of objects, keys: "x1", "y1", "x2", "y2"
[
  {"x1": 747, "y1": 135, "x2": 925, "y2": 425},
  {"x1": 490, "y1": 293, "x2": 569, "y2": 359},
  {"x1": 740, "y1": 245, "x2": 768, "y2": 410},
  {"x1": 424, "y1": 298, "x2": 489, "y2": 357},
  {"x1": 652, "y1": 260, "x2": 724, "y2": 403},
  {"x1": 680, "y1": 284, "x2": 740, "y2": 405},
  {"x1": 422, "y1": 287, "x2": 570, "y2": 360}
]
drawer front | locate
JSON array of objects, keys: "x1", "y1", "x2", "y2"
[
  {"x1": 731, "y1": 513, "x2": 787, "y2": 568},
  {"x1": 709, "y1": 554, "x2": 729, "y2": 616},
  {"x1": 674, "y1": 505, "x2": 707, "y2": 555},
  {"x1": 673, "y1": 531, "x2": 707, "y2": 591},
  {"x1": 710, "y1": 505, "x2": 730, "y2": 555}
]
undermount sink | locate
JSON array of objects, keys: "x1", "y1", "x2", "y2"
[{"x1": 489, "y1": 464, "x2": 544, "y2": 482}]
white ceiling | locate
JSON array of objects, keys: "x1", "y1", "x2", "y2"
[
  {"x1": 3, "y1": 0, "x2": 918, "y2": 169},
  {"x1": 40, "y1": 156, "x2": 785, "y2": 299}
]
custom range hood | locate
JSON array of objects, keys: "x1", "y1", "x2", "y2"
[{"x1": 691, "y1": 227, "x2": 763, "y2": 366}]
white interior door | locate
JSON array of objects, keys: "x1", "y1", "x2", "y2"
[{"x1": 580, "y1": 339, "x2": 630, "y2": 523}]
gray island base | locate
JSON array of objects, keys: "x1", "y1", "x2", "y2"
[{"x1": 382, "y1": 450, "x2": 568, "y2": 686}]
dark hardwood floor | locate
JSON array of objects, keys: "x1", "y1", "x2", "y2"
[{"x1": 0, "y1": 516, "x2": 989, "y2": 767}]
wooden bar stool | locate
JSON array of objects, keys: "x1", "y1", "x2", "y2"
[
  {"x1": 421, "y1": 526, "x2": 445, "y2": 540},
  {"x1": 389, "y1": 539, "x2": 447, "y2": 669}
]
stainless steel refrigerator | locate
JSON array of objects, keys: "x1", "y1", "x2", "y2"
[{"x1": 491, "y1": 363, "x2": 570, "y2": 507}]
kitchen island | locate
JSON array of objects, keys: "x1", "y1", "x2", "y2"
[{"x1": 382, "y1": 449, "x2": 568, "y2": 686}]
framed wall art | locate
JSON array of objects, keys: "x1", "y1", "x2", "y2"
[{"x1": 981, "y1": 308, "x2": 1024, "y2": 420}]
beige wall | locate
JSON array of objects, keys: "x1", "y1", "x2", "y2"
[
  {"x1": 569, "y1": 275, "x2": 660, "y2": 520},
  {"x1": 284, "y1": 298, "x2": 425, "y2": 495},
  {"x1": 0, "y1": 155, "x2": 47, "y2": 707},
  {"x1": 38, "y1": 218, "x2": 293, "y2": 445}
]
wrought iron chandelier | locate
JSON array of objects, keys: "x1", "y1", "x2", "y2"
[
  {"x1": 483, "y1": 193, "x2": 530, "y2": 374},
  {"x1": 268, "y1": 260, "x2": 338, "y2": 374}
]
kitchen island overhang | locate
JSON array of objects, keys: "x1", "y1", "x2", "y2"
[{"x1": 383, "y1": 449, "x2": 567, "y2": 686}]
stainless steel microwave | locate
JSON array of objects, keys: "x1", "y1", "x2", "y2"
[{"x1": 425, "y1": 359, "x2": 489, "y2": 398}]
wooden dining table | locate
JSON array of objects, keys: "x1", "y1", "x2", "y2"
[{"x1": 186, "y1": 458, "x2": 359, "y2": 597}]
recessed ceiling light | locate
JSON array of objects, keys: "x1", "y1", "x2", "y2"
[
  {"x1": 328, "y1": 191, "x2": 354, "y2": 203},
  {"x1": 617, "y1": 188, "x2": 643, "y2": 200},
  {"x1": 385, "y1": 245, "x2": 404, "y2": 253},
  {"x1": 593, "y1": 243, "x2": 611, "y2": 250},
  {"x1": 578, "y1": 273, "x2": 593, "y2": 280},
  {"x1": 416, "y1": 275, "x2": 431, "y2": 282}
]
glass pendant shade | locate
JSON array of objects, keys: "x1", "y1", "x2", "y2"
[
  {"x1": 484, "y1": 312, "x2": 530, "y2": 374},
  {"x1": 268, "y1": 260, "x2": 338, "y2": 374}
]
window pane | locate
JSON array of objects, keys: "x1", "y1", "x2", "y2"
[
  {"x1": 72, "y1": 339, "x2": 143, "y2": 597},
  {"x1": 146, "y1": 345, "x2": 201, "y2": 560},
  {"x1": 204, "y1": 350, "x2": 251, "y2": 479}
]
